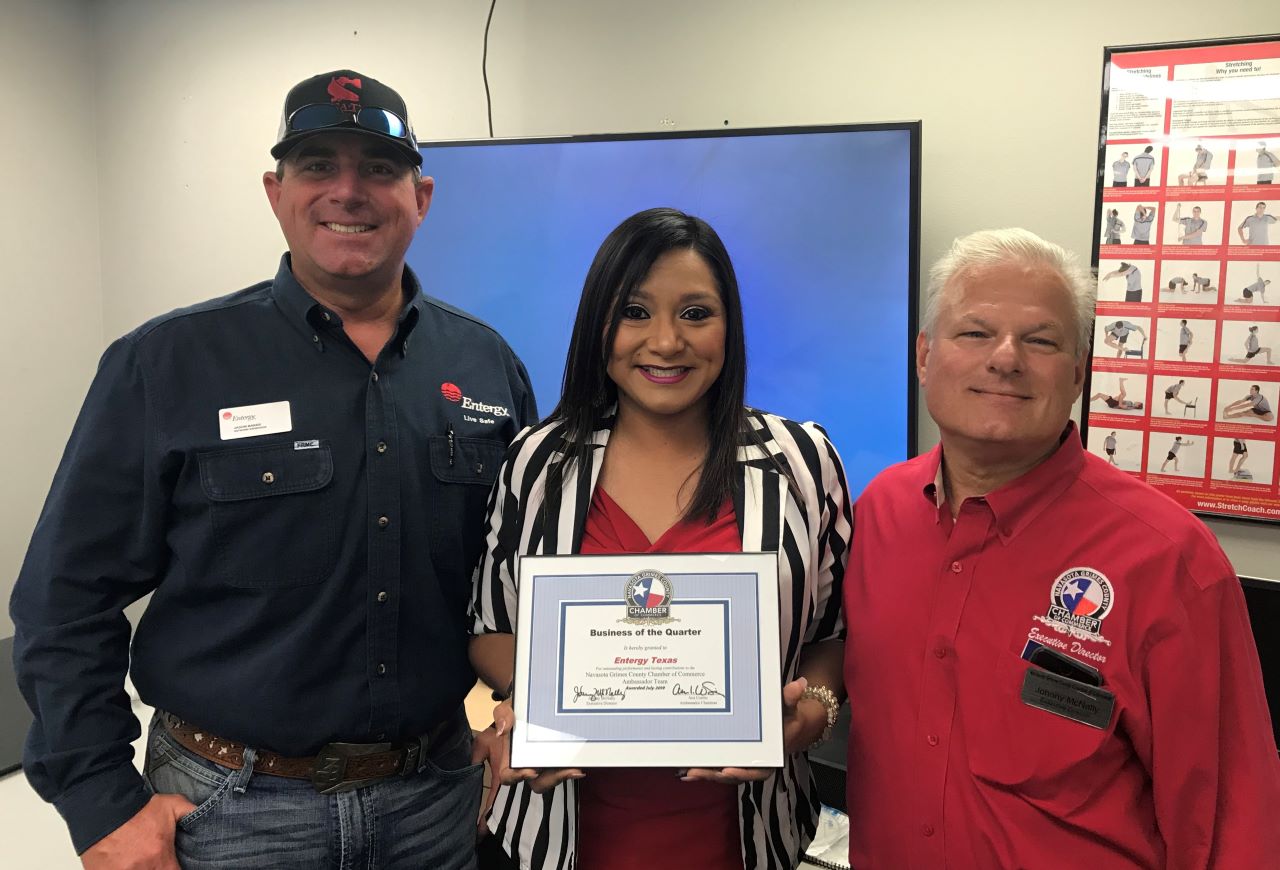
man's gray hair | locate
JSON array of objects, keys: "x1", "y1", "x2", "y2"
[{"x1": 922, "y1": 228, "x2": 1096, "y2": 358}]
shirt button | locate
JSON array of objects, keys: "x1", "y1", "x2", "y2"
[
  {"x1": 950, "y1": 561, "x2": 962, "y2": 573},
  {"x1": 261, "y1": 471, "x2": 275, "y2": 485},
  {"x1": 376, "y1": 441, "x2": 387, "y2": 454},
  {"x1": 933, "y1": 646, "x2": 947, "y2": 659},
  {"x1": 377, "y1": 515, "x2": 390, "y2": 529},
  {"x1": 377, "y1": 663, "x2": 386, "y2": 675},
  {"x1": 321, "y1": 311, "x2": 331, "y2": 322},
  {"x1": 377, "y1": 591, "x2": 388, "y2": 603},
  {"x1": 311, "y1": 334, "x2": 319, "y2": 343},
  {"x1": 927, "y1": 734, "x2": 939, "y2": 746},
  {"x1": 922, "y1": 824, "x2": 935, "y2": 838},
  {"x1": 371, "y1": 372, "x2": 379, "y2": 383}
]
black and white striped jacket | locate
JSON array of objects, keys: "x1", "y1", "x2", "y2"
[{"x1": 470, "y1": 407, "x2": 852, "y2": 870}]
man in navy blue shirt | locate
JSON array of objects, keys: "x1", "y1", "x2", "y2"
[{"x1": 10, "y1": 70, "x2": 535, "y2": 869}]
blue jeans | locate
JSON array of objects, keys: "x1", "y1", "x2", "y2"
[{"x1": 143, "y1": 713, "x2": 482, "y2": 869}]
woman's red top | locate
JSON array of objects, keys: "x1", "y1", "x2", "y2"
[{"x1": 575, "y1": 487, "x2": 743, "y2": 870}]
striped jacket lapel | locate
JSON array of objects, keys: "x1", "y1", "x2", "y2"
[
  {"x1": 734, "y1": 460, "x2": 786, "y2": 555},
  {"x1": 735, "y1": 408, "x2": 789, "y2": 554},
  {"x1": 533, "y1": 411, "x2": 613, "y2": 557}
]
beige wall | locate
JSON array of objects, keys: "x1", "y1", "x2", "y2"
[
  {"x1": 1, "y1": 0, "x2": 103, "y2": 637},
  {"x1": 3, "y1": 2, "x2": 1276, "y2": 638}
]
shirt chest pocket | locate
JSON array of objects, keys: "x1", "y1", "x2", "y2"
[
  {"x1": 966, "y1": 651, "x2": 1123, "y2": 811},
  {"x1": 198, "y1": 443, "x2": 337, "y2": 588},
  {"x1": 425, "y1": 436, "x2": 505, "y2": 600}
]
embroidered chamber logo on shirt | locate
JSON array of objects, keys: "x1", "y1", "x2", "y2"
[
  {"x1": 1033, "y1": 567, "x2": 1115, "y2": 646},
  {"x1": 440, "y1": 382, "x2": 510, "y2": 422},
  {"x1": 624, "y1": 569, "x2": 673, "y2": 623}
]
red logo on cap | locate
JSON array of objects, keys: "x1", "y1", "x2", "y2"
[
  {"x1": 327, "y1": 76, "x2": 362, "y2": 105},
  {"x1": 441, "y1": 383, "x2": 462, "y2": 403}
]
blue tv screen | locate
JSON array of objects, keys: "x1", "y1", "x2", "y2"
[{"x1": 408, "y1": 124, "x2": 919, "y2": 498}]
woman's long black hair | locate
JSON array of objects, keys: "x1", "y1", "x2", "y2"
[{"x1": 549, "y1": 207, "x2": 748, "y2": 523}]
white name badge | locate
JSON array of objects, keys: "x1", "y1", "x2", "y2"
[{"x1": 218, "y1": 401, "x2": 292, "y2": 440}]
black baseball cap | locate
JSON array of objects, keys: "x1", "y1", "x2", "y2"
[{"x1": 271, "y1": 69, "x2": 422, "y2": 166}]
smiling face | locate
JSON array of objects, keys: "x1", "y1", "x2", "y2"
[
  {"x1": 606, "y1": 249, "x2": 726, "y2": 426},
  {"x1": 262, "y1": 132, "x2": 432, "y2": 297},
  {"x1": 917, "y1": 261, "x2": 1086, "y2": 462}
]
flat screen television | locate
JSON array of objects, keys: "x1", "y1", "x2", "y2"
[{"x1": 407, "y1": 123, "x2": 920, "y2": 497}]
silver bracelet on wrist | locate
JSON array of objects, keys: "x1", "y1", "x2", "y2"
[{"x1": 800, "y1": 684, "x2": 840, "y2": 747}]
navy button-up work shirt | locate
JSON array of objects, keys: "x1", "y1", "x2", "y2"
[{"x1": 10, "y1": 256, "x2": 536, "y2": 852}]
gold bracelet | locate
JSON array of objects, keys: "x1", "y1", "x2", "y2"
[{"x1": 800, "y1": 684, "x2": 840, "y2": 747}]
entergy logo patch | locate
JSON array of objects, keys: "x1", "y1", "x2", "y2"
[{"x1": 441, "y1": 381, "x2": 509, "y2": 422}]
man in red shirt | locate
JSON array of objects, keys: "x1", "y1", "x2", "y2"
[{"x1": 844, "y1": 228, "x2": 1280, "y2": 868}]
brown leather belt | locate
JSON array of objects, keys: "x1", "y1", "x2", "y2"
[{"x1": 159, "y1": 710, "x2": 458, "y2": 794}]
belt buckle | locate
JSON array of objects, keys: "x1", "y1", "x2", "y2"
[
  {"x1": 399, "y1": 736, "x2": 429, "y2": 777},
  {"x1": 310, "y1": 741, "x2": 392, "y2": 794}
]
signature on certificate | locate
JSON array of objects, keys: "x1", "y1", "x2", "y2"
[
  {"x1": 672, "y1": 680, "x2": 724, "y2": 698},
  {"x1": 572, "y1": 685, "x2": 627, "y2": 703}
]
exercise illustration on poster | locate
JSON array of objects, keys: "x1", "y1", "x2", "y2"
[
  {"x1": 1150, "y1": 375, "x2": 1213, "y2": 420},
  {"x1": 1158, "y1": 258, "x2": 1221, "y2": 302}
]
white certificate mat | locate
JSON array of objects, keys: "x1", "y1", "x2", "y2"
[{"x1": 511, "y1": 552, "x2": 782, "y2": 769}]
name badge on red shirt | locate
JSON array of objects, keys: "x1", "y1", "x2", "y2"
[{"x1": 1020, "y1": 667, "x2": 1116, "y2": 730}]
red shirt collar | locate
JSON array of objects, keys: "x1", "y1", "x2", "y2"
[{"x1": 917, "y1": 423, "x2": 1085, "y2": 541}]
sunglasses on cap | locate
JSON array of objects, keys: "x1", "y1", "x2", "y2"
[{"x1": 285, "y1": 103, "x2": 411, "y2": 141}]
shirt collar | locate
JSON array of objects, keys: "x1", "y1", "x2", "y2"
[
  {"x1": 269, "y1": 254, "x2": 427, "y2": 351},
  {"x1": 917, "y1": 445, "x2": 947, "y2": 523},
  {"x1": 917, "y1": 423, "x2": 1085, "y2": 541}
]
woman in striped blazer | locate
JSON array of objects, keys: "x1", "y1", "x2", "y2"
[{"x1": 470, "y1": 208, "x2": 852, "y2": 870}]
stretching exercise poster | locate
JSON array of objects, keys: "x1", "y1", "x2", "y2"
[{"x1": 1085, "y1": 35, "x2": 1280, "y2": 523}]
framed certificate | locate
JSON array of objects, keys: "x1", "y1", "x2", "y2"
[{"x1": 510, "y1": 552, "x2": 783, "y2": 769}]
